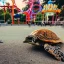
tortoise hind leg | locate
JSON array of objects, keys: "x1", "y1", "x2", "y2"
[
  {"x1": 59, "y1": 51, "x2": 64, "y2": 61},
  {"x1": 44, "y1": 44, "x2": 64, "y2": 61}
]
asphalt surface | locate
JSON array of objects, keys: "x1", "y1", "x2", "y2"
[{"x1": 0, "y1": 25, "x2": 64, "y2": 64}]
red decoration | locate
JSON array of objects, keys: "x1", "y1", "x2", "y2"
[{"x1": 23, "y1": 12, "x2": 30, "y2": 23}]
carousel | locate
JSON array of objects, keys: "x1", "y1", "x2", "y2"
[{"x1": 42, "y1": 0, "x2": 61, "y2": 24}]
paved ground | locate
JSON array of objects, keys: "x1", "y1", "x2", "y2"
[{"x1": 0, "y1": 25, "x2": 64, "y2": 64}]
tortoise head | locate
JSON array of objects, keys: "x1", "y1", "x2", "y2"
[{"x1": 23, "y1": 35, "x2": 34, "y2": 43}]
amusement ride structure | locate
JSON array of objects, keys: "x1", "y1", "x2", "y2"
[
  {"x1": 0, "y1": 0, "x2": 42, "y2": 24},
  {"x1": 0, "y1": 0, "x2": 21, "y2": 24},
  {"x1": 42, "y1": 0, "x2": 61, "y2": 24},
  {"x1": 23, "y1": 0, "x2": 42, "y2": 23},
  {"x1": 0, "y1": 0, "x2": 61, "y2": 24}
]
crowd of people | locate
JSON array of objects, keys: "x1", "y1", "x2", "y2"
[{"x1": 27, "y1": 21, "x2": 64, "y2": 26}]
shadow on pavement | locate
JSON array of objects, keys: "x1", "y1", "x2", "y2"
[{"x1": 30, "y1": 46, "x2": 56, "y2": 60}]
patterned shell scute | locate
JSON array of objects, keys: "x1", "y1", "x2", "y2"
[{"x1": 34, "y1": 29, "x2": 60, "y2": 40}]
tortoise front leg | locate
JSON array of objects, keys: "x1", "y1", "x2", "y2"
[{"x1": 44, "y1": 44, "x2": 64, "y2": 61}]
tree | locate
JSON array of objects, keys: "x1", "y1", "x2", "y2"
[
  {"x1": 7, "y1": 8, "x2": 18, "y2": 14},
  {"x1": 20, "y1": 14, "x2": 26, "y2": 22},
  {"x1": 0, "y1": 9, "x2": 4, "y2": 23},
  {"x1": 36, "y1": 12, "x2": 43, "y2": 21},
  {"x1": 22, "y1": 4, "x2": 30, "y2": 11},
  {"x1": 0, "y1": 15, "x2": 4, "y2": 20},
  {"x1": 44, "y1": 0, "x2": 64, "y2": 8},
  {"x1": 59, "y1": 5, "x2": 64, "y2": 20},
  {"x1": 55, "y1": 0, "x2": 64, "y2": 8},
  {"x1": 5, "y1": 12, "x2": 11, "y2": 22},
  {"x1": 0, "y1": 9, "x2": 4, "y2": 14},
  {"x1": 0, "y1": 8, "x2": 12, "y2": 23},
  {"x1": 14, "y1": 9, "x2": 18, "y2": 14}
]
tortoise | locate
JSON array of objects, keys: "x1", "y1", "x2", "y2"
[{"x1": 23, "y1": 29, "x2": 64, "y2": 61}]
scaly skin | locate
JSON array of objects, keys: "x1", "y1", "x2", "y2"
[{"x1": 44, "y1": 44, "x2": 64, "y2": 61}]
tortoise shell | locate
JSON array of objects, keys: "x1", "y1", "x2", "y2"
[{"x1": 30, "y1": 29, "x2": 62, "y2": 44}]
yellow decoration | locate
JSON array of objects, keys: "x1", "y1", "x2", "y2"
[
  {"x1": 44, "y1": 5, "x2": 46, "y2": 8},
  {"x1": 57, "y1": 9, "x2": 61, "y2": 13},
  {"x1": 42, "y1": 3, "x2": 61, "y2": 14},
  {"x1": 53, "y1": 4, "x2": 57, "y2": 9}
]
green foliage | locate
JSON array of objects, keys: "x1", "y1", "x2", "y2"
[
  {"x1": 0, "y1": 9, "x2": 12, "y2": 23},
  {"x1": 22, "y1": 4, "x2": 30, "y2": 11},
  {"x1": 0, "y1": 9, "x2": 4, "y2": 14},
  {"x1": 0, "y1": 9, "x2": 4, "y2": 23},
  {"x1": 14, "y1": 9, "x2": 18, "y2": 14},
  {"x1": 36, "y1": 12, "x2": 43, "y2": 22},
  {"x1": 0, "y1": 15, "x2": 4, "y2": 23},
  {"x1": 5, "y1": 12, "x2": 11, "y2": 22},
  {"x1": 59, "y1": 10, "x2": 64, "y2": 17},
  {"x1": 0, "y1": 15, "x2": 4, "y2": 20},
  {"x1": 6, "y1": 8, "x2": 12, "y2": 13},
  {"x1": 7, "y1": 8, "x2": 18, "y2": 14},
  {"x1": 59, "y1": 6, "x2": 64, "y2": 16},
  {"x1": 44, "y1": 0, "x2": 64, "y2": 8},
  {"x1": 58, "y1": 6, "x2": 64, "y2": 20},
  {"x1": 20, "y1": 14, "x2": 26, "y2": 22}
]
